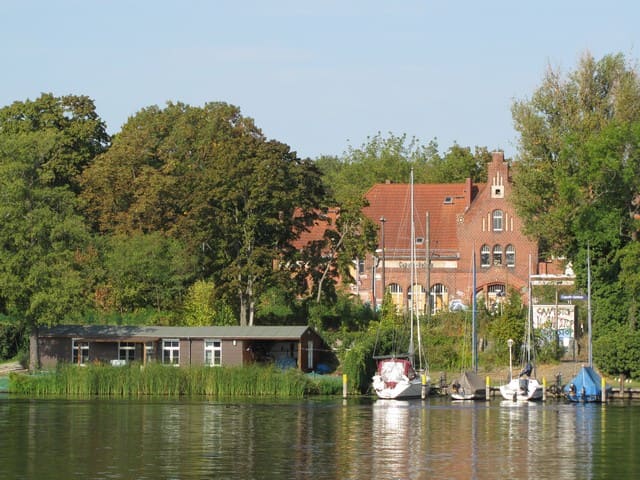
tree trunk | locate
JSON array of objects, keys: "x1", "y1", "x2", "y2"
[{"x1": 29, "y1": 324, "x2": 40, "y2": 371}]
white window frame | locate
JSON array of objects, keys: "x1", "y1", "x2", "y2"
[
  {"x1": 119, "y1": 342, "x2": 136, "y2": 362},
  {"x1": 506, "y1": 244, "x2": 515, "y2": 267},
  {"x1": 493, "y1": 244, "x2": 503, "y2": 266},
  {"x1": 492, "y1": 210, "x2": 503, "y2": 232},
  {"x1": 204, "y1": 339, "x2": 222, "y2": 366},
  {"x1": 162, "y1": 339, "x2": 180, "y2": 366},
  {"x1": 480, "y1": 245, "x2": 491, "y2": 267},
  {"x1": 145, "y1": 341, "x2": 156, "y2": 363},
  {"x1": 72, "y1": 339, "x2": 89, "y2": 365}
]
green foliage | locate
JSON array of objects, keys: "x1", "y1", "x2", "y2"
[
  {"x1": 0, "y1": 321, "x2": 26, "y2": 361},
  {"x1": 594, "y1": 325, "x2": 640, "y2": 378},
  {"x1": 0, "y1": 94, "x2": 107, "y2": 329},
  {"x1": 99, "y1": 233, "x2": 196, "y2": 313}
]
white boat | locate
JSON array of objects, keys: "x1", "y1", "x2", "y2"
[
  {"x1": 372, "y1": 169, "x2": 427, "y2": 400},
  {"x1": 372, "y1": 356, "x2": 424, "y2": 399},
  {"x1": 499, "y1": 369, "x2": 543, "y2": 401},
  {"x1": 499, "y1": 254, "x2": 543, "y2": 402}
]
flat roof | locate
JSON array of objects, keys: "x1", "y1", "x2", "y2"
[{"x1": 38, "y1": 325, "x2": 314, "y2": 341}]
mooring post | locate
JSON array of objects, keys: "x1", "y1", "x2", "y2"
[
  {"x1": 421, "y1": 373, "x2": 428, "y2": 400},
  {"x1": 601, "y1": 376, "x2": 606, "y2": 403},
  {"x1": 485, "y1": 376, "x2": 490, "y2": 400},
  {"x1": 542, "y1": 377, "x2": 547, "y2": 401},
  {"x1": 342, "y1": 374, "x2": 348, "y2": 398}
]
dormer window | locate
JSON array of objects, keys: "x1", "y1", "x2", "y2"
[
  {"x1": 416, "y1": 237, "x2": 424, "y2": 245},
  {"x1": 444, "y1": 197, "x2": 453, "y2": 204}
]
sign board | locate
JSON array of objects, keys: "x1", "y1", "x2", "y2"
[
  {"x1": 533, "y1": 304, "x2": 576, "y2": 345},
  {"x1": 560, "y1": 294, "x2": 587, "y2": 301}
]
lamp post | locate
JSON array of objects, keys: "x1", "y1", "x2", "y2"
[
  {"x1": 380, "y1": 216, "x2": 386, "y2": 301},
  {"x1": 507, "y1": 338, "x2": 514, "y2": 381}
]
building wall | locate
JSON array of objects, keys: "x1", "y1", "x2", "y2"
[{"x1": 358, "y1": 151, "x2": 538, "y2": 313}]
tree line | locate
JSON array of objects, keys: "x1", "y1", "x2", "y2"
[{"x1": 1, "y1": 52, "x2": 639, "y2": 377}]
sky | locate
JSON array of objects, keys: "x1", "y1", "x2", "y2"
[{"x1": 2, "y1": 1, "x2": 639, "y2": 161}]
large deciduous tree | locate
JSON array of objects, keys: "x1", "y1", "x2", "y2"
[
  {"x1": 511, "y1": 52, "x2": 640, "y2": 373},
  {"x1": 81, "y1": 102, "x2": 325, "y2": 326},
  {"x1": 0, "y1": 94, "x2": 110, "y2": 367}
]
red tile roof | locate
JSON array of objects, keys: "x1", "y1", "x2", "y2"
[{"x1": 363, "y1": 182, "x2": 471, "y2": 256}]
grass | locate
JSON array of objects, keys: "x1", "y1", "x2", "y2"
[{"x1": 8, "y1": 363, "x2": 344, "y2": 397}]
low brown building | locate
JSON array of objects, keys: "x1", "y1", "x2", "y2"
[{"x1": 31, "y1": 325, "x2": 326, "y2": 372}]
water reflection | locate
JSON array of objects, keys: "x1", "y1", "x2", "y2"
[{"x1": 2, "y1": 396, "x2": 640, "y2": 479}]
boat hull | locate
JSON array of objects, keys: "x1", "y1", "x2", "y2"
[
  {"x1": 563, "y1": 366, "x2": 609, "y2": 403},
  {"x1": 499, "y1": 378, "x2": 543, "y2": 401},
  {"x1": 373, "y1": 376, "x2": 424, "y2": 400}
]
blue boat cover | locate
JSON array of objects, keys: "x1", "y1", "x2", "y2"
[{"x1": 563, "y1": 366, "x2": 611, "y2": 402}]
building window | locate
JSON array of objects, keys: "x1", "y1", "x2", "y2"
[
  {"x1": 430, "y1": 283, "x2": 448, "y2": 314},
  {"x1": 493, "y1": 245, "x2": 503, "y2": 266},
  {"x1": 492, "y1": 210, "x2": 503, "y2": 232},
  {"x1": 204, "y1": 339, "x2": 222, "y2": 366},
  {"x1": 388, "y1": 283, "x2": 403, "y2": 310},
  {"x1": 118, "y1": 342, "x2": 135, "y2": 362},
  {"x1": 506, "y1": 244, "x2": 515, "y2": 267},
  {"x1": 480, "y1": 245, "x2": 490, "y2": 267},
  {"x1": 162, "y1": 339, "x2": 180, "y2": 365},
  {"x1": 72, "y1": 340, "x2": 89, "y2": 365},
  {"x1": 408, "y1": 284, "x2": 426, "y2": 314},
  {"x1": 145, "y1": 342, "x2": 156, "y2": 363}
]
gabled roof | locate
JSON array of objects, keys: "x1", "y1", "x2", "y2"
[
  {"x1": 292, "y1": 208, "x2": 339, "y2": 249},
  {"x1": 363, "y1": 182, "x2": 471, "y2": 255},
  {"x1": 38, "y1": 325, "x2": 314, "y2": 341}
]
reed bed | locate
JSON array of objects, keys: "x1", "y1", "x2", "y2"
[{"x1": 9, "y1": 363, "x2": 344, "y2": 397}]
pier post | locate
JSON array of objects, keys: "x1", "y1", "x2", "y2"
[
  {"x1": 421, "y1": 374, "x2": 428, "y2": 400},
  {"x1": 542, "y1": 377, "x2": 547, "y2": 401},
  {"x1": 601, "y1": 377, "x2": 606, "y2": 403},
  {"x1": 342, "y1": 374, "x2": 348, "y2": 398},
  {"x1": 485, "y1": 376, "x2": 490, "y2": 400}
]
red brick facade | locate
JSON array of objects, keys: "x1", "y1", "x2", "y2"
[{"x1": 355, "y1": 151, "x2": 539, "y2": 313}]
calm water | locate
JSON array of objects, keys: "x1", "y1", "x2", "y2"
[{"x1": 1, "y1": 394, "x2": 639, "y2": 479}]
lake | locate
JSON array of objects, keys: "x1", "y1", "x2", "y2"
[{"x1": 1, "y1": 394, "x2": 638, "y2": 479}]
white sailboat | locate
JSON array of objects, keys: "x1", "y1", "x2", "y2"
[
  {"x1": 372, "y1": 169, "x2": 427, "y2": 400},
  {"x1": 499, "y1": 254, "x2": 543, "y2": 401}
]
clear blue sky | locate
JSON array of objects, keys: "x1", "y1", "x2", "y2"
[{"x1": 2, "y1": 1, "x2": 639, "y2": 160}]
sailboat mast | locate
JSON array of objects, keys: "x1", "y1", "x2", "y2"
[
  {"x1": 408, "y1": 168, "x2": 415, "y2": 364},
  {"x1": 472, "y1": 249, "x2": 477, "y2": 373},
  {"x1": 587, "y1": 245, "x2": 593, "y2": 368}
]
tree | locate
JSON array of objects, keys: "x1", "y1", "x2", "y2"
[
  {"x1": 511, "y1": 52, "x2": 640, "y2": 256},
  {"x1": 0, "y1": 94, "x2": 109, "y2": 368},
  {"x1": 99, "y1": 233, "x2": 196, "y2": 314},
  {"x1": 423, "y1": 144, "x2": 490, "y2": 184},
  {"x1": 511, "y1": 52, "x2": 640, "y2": 373},
  {"x1": 81, "y1": 102, "x2": 326, "y2": 326}
]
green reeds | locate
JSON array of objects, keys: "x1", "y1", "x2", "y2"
[{"x1": 8, "y1": 363, "x2": 344, "y2": 397}]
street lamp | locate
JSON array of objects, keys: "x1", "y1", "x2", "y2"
[
  {"x1": 380, "y1": 216, "x2": 386, "y2": 300},
  {"x1": 507, "y1": 338, "x2": 514, "y2": 381}
]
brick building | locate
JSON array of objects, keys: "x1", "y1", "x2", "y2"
[{"x1": 354, "y1": 150, "x2": 539, "y2": 313}]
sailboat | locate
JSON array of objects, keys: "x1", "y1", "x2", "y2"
[
  {"x1": 450, "y1": 250, "x2": 486, "y2": 401},
  {"x1": 499, "y1": 254, "x2": 543, "y2": 401},
  {"x1": 564, "y1": 247, "x2": 610, "y2": 402},
  {"x1": 372, "y1": 169, "x2": 427, "y2": 400}
]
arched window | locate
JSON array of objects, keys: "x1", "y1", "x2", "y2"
[
  {"x1": 506, "y1": 244, "x2": 515, "y2": 267},
  {"x1": 492, "y1": 209, "x2": 503, "y2": 232},
  {"x1": 480, "y1": 244, "x2": 490, "y2": 267},
  {"x1": 493, "y1": 245, "x2": 503, "y2": 266},
  {"x1": 430, "y1": 283, "x2": 448, "y2": 314},
  {"x1": 408, "y1": 284, "x2": 426, "y2": 315},
  {"x1": 388, "y1": 283, "x2": 403, "y2": 310}
]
